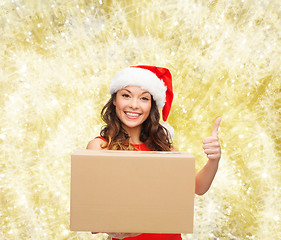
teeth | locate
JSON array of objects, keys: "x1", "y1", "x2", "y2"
[{"x1": 126, "y1": 112, "x2": 140, "y2": 117}]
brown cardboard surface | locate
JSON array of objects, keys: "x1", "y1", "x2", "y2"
[{"x1": 70, "y1": 150, "x2": 195, "y2": 233}]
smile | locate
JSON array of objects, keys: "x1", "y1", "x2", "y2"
[{"x1": 125, "y1": 112, "x2": 141, "y2": 117}]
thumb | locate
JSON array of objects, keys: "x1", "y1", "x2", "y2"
[{"x1": 211, "y1": 117, "x2": 222, "y2": 137}]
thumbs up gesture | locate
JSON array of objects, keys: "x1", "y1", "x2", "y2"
[{"x1": 202, "y1": 117, "x2": 222, "y2": 162}]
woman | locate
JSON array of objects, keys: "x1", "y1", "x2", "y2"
[{"x1": 87, "y1": 65, "x2": 221, "y2": 240}]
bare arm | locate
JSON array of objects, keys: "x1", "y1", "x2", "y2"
[
  {"x1": 86, "y1": 137, "x2": 105, "y2": 150},
  {"x1": 195, "y1": 159, "x2": 219, "y2": 195},
  {"x1": 195, "y1": 117, "x2": 222, "y2": 195},
  {"x1": 172, "y1": 118, "x2": 221, "y2": 195}
]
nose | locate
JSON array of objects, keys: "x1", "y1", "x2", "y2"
[{"x1": 130, "y1": 97, "x2": 139, "y2": 109}]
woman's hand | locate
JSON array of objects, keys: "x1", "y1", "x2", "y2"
[
  {"x1": 92, "y1": 232, "x2": 141, "y2": 239},
  {"x1": 202, "y1": 117, "x2": 221, "y2": 162},
  {"x1": 107, "y1": 233, "x2": 142, "y2": 239}
]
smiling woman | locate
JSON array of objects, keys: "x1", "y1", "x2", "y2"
[
  {"x1": 86, "y1": 65, "x2": 222, "y2": 240},
  {"x1": 87, "y1": 65, "x2": 182, "y2": 239}
]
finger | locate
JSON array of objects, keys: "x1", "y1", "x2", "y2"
[
  {"x1": 206, "y1": 153, "x2": 221, "y2": 161},
  {"x1": 211, "y1": 117, "x2": 222, "y2": 137},
  {"x1": 204, "y1": 148, "x2": 221, "y2": 155},
  {"x1": 203, "y1": 136, "x2": 218, "y2": 144},
  {"x1": 202, "y1": 142, "x2": 220, "y2": 150},
  {"x1": 125, "y1": 233, "x2": 142, "y2": 237},
  {"x1": 107, "y1": 233, "x2": 122, "y2": 238}
]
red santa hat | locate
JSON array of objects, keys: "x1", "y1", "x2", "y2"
[{"x1": 110, "y1": 65, "x2": 173, "y2": 122}]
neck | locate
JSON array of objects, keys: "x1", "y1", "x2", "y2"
[{"x1": 122, "y1": 125, "x2": 142, "y2": 145}]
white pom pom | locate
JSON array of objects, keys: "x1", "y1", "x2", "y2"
[{"x1": 160, "y1": 122, "x2": 174, "y2": 140}]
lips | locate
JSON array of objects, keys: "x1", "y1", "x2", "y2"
[{"x1": 125, "y1": 111, "x2": 141, "y2": 118}]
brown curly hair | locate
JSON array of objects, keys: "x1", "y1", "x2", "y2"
[{"x1": 100, "y1": 93, "x2": 172, "y2": 151}]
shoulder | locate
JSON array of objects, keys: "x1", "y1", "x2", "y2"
[
  {"x1": 171, "y1": 146, "x2": 179, "y2": 152},
  {"x1": 86, "y1": 137, "x2": 107, "y2": 150}
]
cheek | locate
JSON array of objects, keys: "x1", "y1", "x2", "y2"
[
  {"x1": 115, "y1": 98, "x2": 124, "y2": 109},
  {"x1": 145, "y1": 103, "x2": 152, "y2": 114},
  {"x1": 115, "y1": 104, "x2": 123, "y2": 120}
]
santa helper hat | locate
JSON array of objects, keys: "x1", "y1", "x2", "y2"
[{"x1": 110, "y1": 65, "x2": 174, "y2": 138}]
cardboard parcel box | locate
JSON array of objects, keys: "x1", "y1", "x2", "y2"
[{"x1": 70, "y1": 150, "x2": 195, "y2": 234}]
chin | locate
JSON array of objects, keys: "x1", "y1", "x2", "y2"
[{"x1": 124, "y1": 122, "x2": 142, "y2": 129}]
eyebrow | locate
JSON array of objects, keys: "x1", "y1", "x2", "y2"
[{"x1": 122, "y1": 89, "x2": 150, "y2": 95}]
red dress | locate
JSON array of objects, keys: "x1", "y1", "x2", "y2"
[{"x1": 94, "y1": 137, "x2": 182, "y2": 240}]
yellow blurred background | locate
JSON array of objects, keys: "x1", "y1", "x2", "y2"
[{"x1": 0, "y1": 0, "x2": 280, "y2": 239}]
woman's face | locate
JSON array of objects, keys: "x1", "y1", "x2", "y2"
[{"x1": 113, "y1": 85, "x2": 152, "y2": 130}]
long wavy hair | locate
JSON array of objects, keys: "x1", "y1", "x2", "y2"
[{"x1": 100, "y1": 93, "x2": 172, "y2": 151}]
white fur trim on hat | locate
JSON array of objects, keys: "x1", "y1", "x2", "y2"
[
  {"x1": 110, "y1": 67, "x2": 167, "y2": 110},
  {"x1": 160, "y1": 122, "x2": 174, "y2": 139}
]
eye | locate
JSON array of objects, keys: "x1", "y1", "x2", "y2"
[
  {"x1": 122, "y1": 93, "x2": 130, "y2": 98},
  {"x1": 141, "y1": 97, "x2": 150, "y2": 101}
]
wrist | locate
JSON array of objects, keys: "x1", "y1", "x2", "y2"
[{"x1": 207, "y1": 158, "x2": 220, "y2": 167}]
